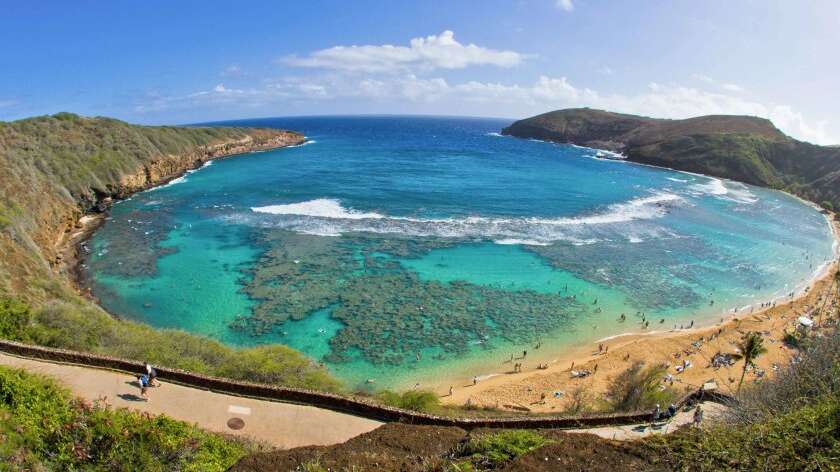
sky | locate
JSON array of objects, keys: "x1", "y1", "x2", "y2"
[{"x1": 1, "y1": 0, "x2": 839, "y2": 144}]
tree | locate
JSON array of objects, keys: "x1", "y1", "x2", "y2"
[
  {"x1": 820, "y1": 201, "x2": 834, "y2": 212},
  {"x1": 732, "y1": 331, "x2": 768, "y2": 394},
  {"x1": 605, "y1": 361, "x2": 674, "y2": 412}
]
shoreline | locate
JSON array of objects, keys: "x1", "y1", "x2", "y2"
[
  {"x1": 64, "y1": 129, "x2": 839, "y2": 400},
  {"x1": 57, "y1": 136, "x2": 304, "y2": 299},
  {"x1": 440, "y1": 217, "x2": 839, "y2": 411}
]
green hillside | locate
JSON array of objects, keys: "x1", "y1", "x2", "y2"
[
  {"x1": 0, "y1": 113, "x2": 339, "y2": 391},
  {"x1": 502, "y1": 108, "x2": 840, "y2": 210}
]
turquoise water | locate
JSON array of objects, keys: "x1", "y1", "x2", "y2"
[{"x1": 85, "y1": 116, "x2": 837, "y2": 390}]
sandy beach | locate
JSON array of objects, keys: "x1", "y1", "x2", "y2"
[{"x1": 441, "y1": 217, "x2": 840, "y2": 413}]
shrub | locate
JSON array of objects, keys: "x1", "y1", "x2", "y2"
[
  {"x1": 377, "y1": 389, "x2": 441, "y2": 412},
  {"x1": 1, "y1": 297, "x2": 341, "y2": 392},
  {"x1": 463, "y1": 430, "x2": 552, "y2": 467},
  {"x1": 0, "y1": 297, "x2": 34, "y2": 341},
  {"x1": 0, "y1": 365, "x2": 250, "y2": 470},
  {"x1": 604, "y1": 361, "x2": 676, "y2": 412},
  {"x1": 647, "y1": 329, "x2": 840, "y2": 470},
  {"x1": 646, "y1": 393, "x2": 840, "y2": 471}
]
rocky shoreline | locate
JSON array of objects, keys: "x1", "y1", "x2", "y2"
[{"x1": 56, "y1": 132, "x2": 306, "y2": 298}]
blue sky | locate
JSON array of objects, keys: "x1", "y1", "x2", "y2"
[{"x1": 1, "y1": 0, "x2": 838, "y2": 144}]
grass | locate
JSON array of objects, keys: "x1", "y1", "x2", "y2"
[
  {"x1": 376, "y1": 389, "x2": 441, "y2": 412},
  {"x1": 604, "y1": 361, "x2": 677, "y2": 412},
  {"x1": 458, "y1": 430, "x2": 553, "y2": 469},
  {"x1": 0, "y1": 296, "x2": 341, "y2": 392},
  {"x1": 647, "y1": 395, "x2": 840, "y2": 471},
  {"x1": 0, "y1": 365, "x2": 253, "y2": 471}
]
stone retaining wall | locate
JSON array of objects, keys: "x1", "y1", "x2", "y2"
[{"x1": 0, "y1": 339, "x2": 733, "y2": 429}]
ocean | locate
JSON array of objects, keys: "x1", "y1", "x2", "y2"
[{"x1": 85, "y1": 116, "x2": 836, "y2": 390}]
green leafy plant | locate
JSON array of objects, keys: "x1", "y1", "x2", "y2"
[
  {"x1": 377, "y1": 389, "x2": 441, "y2": 412},
  {"x1": 604, "y1": 361, "x2": 676, "y2": 412},
  {"x1": 464, "y1": 430, "x2": 552, "y2": 467},
  {"x1": 0, "y1": 365, "x2": 251, "y2": 471},
  {"x1": 733, "y1": 331, "x2": 768, "y2": 393}
]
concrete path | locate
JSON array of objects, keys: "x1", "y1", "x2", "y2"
[
  {"x1": 0, "y1": 352, "x2": 724, "y2": 448},
  {"x1": 567, "y1": 401, "x2": 725, "y2": 440},
  {"x1": 0, "y1": 352, "x2": 382, "y2": 449}
]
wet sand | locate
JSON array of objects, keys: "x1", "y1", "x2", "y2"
[{"x1": 442, "y1": 219, "x2": 839, "y2": 413}]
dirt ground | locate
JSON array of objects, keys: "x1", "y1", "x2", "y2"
[{"x1": 230, "y1": 423, "x2": 666, "y2": 472}]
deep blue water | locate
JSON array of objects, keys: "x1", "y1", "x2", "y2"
[{"x1": 85, "y1": 116, "x2": 837, "y2": 389}]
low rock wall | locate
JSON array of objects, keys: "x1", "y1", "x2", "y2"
[{"x1": 0, "y1": 339, "x2": 732, "y2": 428}]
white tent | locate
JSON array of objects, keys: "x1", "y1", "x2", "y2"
[{"x1": 798, "y1": 316, "x2": 814, "y2": 327}]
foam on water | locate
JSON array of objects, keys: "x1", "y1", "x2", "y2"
[
  {"x1": 248, "y1": 192, "x2": 682, "y2": 244},
  {"x1": 86, "y1": 116, "x2": 837, "y2": 389}
]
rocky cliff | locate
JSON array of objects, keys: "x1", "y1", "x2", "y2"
[
  {"x1": 502, "y1": 108, "x2": 840, "y2": 209},
  {"x1": 0, "y1": 112, "x2": 304, "y2": 302}
]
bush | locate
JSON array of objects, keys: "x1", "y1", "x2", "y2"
[
  {"x1": 0, "y1": 365, "x2": 250, "y2": 471},
  {"x1": 821, "y1": 201, "x2": 834, "y2": 211},
  {"x1": 463, "y1": 430, "x2": 552, "y2": 467},
  {"x1": 377, "y1": 389, "x2": 441, "y2": 412},
  {"x1": 604, "y1": 361, "x2": 676, "y2": 412},
  {"x1": 1, "y1": 297, "x2": 341, "y2": 392},
  {"x1": 646, "y1": 394, "x2": 840, "y2": 471},
  {"x1": 0, "y1": 297, "x2": 34, "y2": 341},
  {"x1": 647, "y1": 329, "x2": 840, "y2": 470}
]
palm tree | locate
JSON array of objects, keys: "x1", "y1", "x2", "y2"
[{"x1": 732, "y1": 331, "x2": 767, "y2": 394}]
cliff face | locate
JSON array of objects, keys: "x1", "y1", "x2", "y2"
[
  {"x1": 0, "y1": 112, "x2": 303, "y2": 302},
  {"x1": 502, "y1": 108, "x2": 840, "y2": 209}
]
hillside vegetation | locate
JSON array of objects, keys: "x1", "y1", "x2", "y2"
[
  {"x1": 0, "y1": 365, "x2": 254, "y2": 471},
  {"x1": 502, "y1": 108, "x2": 840, "y2": 210},
  {"x1": 233, "y1": 316, "x2": 840, "y2": 471},
  {"x1": 0, "y1": 113, "x2": 340, "y2": 391}
]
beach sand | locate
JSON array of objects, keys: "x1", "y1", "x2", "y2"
[{"x1": 442, "y1": 219, "x2": 839, "y2": 413}]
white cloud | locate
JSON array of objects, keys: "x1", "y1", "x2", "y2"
[
  {"x1": 266, "y1": 74, "x2": 833, "y2": 144},
  {"x1": 221, "y1": 64, "x2": 243, "y2": 77},
  {"x1": 282, "y1": 30, "x2": 524, "y2": 73},
  {"x1": 557, "y1": 0, "x2": 575, "y2": 12},
  {"x1": 692, "y1": 73, "x2": 744, "y2": 93}
]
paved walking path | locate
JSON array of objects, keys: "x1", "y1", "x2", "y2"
[
  {"x1": 0, "y1": 352, "x2": 382, "y2": 449},
  {"x1": 566, "y1": 402, "x2": 725, "y2": 440},
  {"x1": 0, "y1": 352, "x2": 722, "y2": 448}
]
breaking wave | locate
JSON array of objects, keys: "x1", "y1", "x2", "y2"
[
  {"x1": 246, "y1": 193, "x2": 682, "y2": 244},
  {"x1": 689, "y1": 177, "x2": 758, "y2": 204}
]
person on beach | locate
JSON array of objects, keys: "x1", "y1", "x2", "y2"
[
  {"x1": 522, "y1": 350, "x2": 527, "y2": 358},
  {"x1": 473, "y1": 376, "x2": 478, "y2": 385},
  {"x1": 136, "y1": 374, "x2": 150, "y2": 401},
  {"x1": 449, "y1": 386, "x2": 453, "y2": 396}
]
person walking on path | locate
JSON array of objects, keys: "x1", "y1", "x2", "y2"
[
  {"x1": 650, "y1": 404, "x2": 661, "y2": 429},
  {"x1": 144, "y1": 362, "x2": 158, "y2": 387},
  {"x1": 693, "y1": 405, "x2": 704, "y2": 428},
  {"x1": 136, "y1": 374, "x2": 151, "y2": 401}
]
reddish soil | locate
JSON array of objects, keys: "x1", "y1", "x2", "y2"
[{"x1": 230, "y1": 423, "x2": 664, "y2": 471}]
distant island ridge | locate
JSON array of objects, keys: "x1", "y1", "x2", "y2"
[{"x1": 502, "y1": 108, "x2": 840, "y2": 212}]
